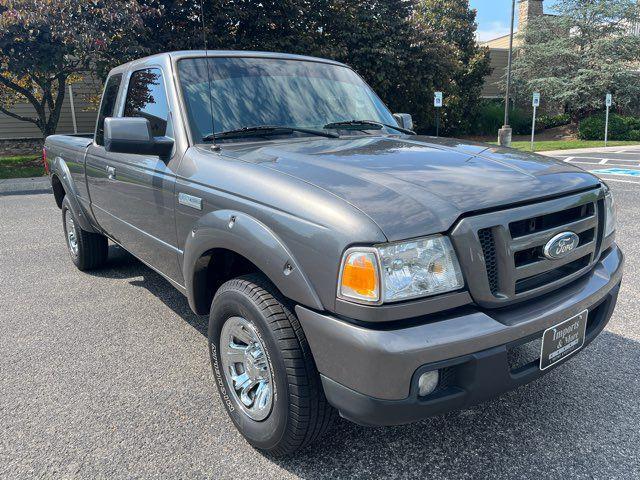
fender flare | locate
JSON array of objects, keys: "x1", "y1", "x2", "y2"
[
  {"x1": 183, "y1": 210, "x2": 323, "y2": 314},
  {"x1": 51, "y1": 156, "x2": 97, "y2": 233}
]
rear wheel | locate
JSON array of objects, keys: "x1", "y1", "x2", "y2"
[
  {"x1": 61, "y1": 196, "x2": 108, "y2": 270},
  {"x1": 208, "y1": 274, "x2": 335, "y2": 456}
]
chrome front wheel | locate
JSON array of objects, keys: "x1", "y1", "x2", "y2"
[{"x1": 220, "y1": 316, "x2": 273, "y2": 421}]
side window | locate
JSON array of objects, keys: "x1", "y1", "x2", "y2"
[
  {"x1": 95, "y1": 74, "x2": 122, "y2": 146},
  {"x1": 124, "y1": 68, "x2": 172, "y2": 138}
]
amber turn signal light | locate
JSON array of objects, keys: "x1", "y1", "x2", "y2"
[{"x1": 339, "y1": 251, "x2": 380, "y2": 303}]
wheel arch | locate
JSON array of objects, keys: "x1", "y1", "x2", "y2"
[
  {"x1": 51, "y1": 173, "x2": 65, "y2": 208},
  {"x1": 184, "y1": 210, "x2": 323, "y2": 315},
  {"x1": 50, "y1": 156, "x2": 97, "y2": 232}
]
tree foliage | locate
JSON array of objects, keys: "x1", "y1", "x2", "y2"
[
  {"x1": 512, "y1": 0, "x2": 640, "y2": 119},
  {"x1": 0, "y1": 0, "x2": 157, "y2": 136}
]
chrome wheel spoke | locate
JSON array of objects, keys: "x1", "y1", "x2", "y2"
[
  {"x1": 254, "y1": 382, "x2": 271, "y2": 411},
  {"x1": 224, "y1": 343, "x2": 247, "y2": 364},
  {"x1": 239, "y1": 378, "x2": 260, "y2": 406},
  {"x1": 233, "y1": 326, "x2": 255, "y2": 346}
]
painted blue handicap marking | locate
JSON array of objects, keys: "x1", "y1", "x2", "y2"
[{"x1": 591, "y1": 168, "x2": 640, "y2": 177}]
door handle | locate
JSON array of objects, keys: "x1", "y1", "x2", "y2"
[{"x1": 106, "y1": 165, "x2": 116, "y2": 180}]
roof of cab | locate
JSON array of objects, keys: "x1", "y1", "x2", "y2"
[{"x1": 108, "y1": 50, "x2": 348, "y2": 75}]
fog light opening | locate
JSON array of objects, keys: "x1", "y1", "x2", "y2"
[{"x1": 418, "y1": 370, "x2": 440, "y2": 397}]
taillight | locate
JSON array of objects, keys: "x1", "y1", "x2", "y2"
[{"x1": 42, "y1": 147, "x2": 49, "y2": 174}]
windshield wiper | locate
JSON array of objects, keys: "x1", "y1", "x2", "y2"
[
  {"x1": 323, "y1": 120, "x2": 416, "y2": 135},
  {"x1": 203, "y1": 125, "x2": 338, "y2": 141}
]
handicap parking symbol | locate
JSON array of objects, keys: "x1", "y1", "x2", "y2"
[{"x1": 591, "y1": 168, "x2": 640, "y2": 177}]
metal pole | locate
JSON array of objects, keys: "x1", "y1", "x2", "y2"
[
  {"x1": 531, "y1": 105, "x2": 537, "y2": 151},
  {"x1": 68, "y1": 84, "x2": 78, "y2": 134},
  {"x1": 605, "y1": 105, "x2": 610, "y2": 147},
  {"x1": 503, "y1": 0, "x2": 516, "y2": 128},
  {"x1": 436, "y1": 110, "x2": 440, "y2": 137}
]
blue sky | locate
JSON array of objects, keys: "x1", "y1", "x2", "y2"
[{"x1": 470, "y1": 0, "x2": 559, "y2": 41}]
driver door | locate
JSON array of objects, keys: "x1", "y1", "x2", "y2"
[{"x1": 87, "y1": 67, "x2": 182, "y2": 283}]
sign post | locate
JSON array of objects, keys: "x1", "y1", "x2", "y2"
[
  {"x1": 434, "y1": 91, "x2": 443, "y2": 137},
  {"x1": 531, "y1": 92, "x2": 540, "y2": 151},
  {"x1": 605, "y1": 93, "x2": 612, "y2": 147}
]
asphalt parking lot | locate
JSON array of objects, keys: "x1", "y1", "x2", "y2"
[{"x1": 1, "y1": 151, "x2": 639, "y2": 479}]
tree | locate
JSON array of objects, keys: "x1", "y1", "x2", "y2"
[
  {"x1": 308, "y1": 0, "x2": 439, "y2": 126},
  {"x1": 412, "y1": 0, "x2": 491, "y2": 134},
  {"x1": 0, "y1": 0, "x2": 158, "y2": 137},
  {"x1": 512, "y1": 0, "x2": 640, "y2": 120}
]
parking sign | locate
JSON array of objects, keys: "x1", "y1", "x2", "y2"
[
  {"x1": 606, "y1": 93, "x2": 612, "y2": 107},
  {"x1": 434, "y1": 92, "x2": 443, "y2": 108},
  {"x1": 532, "y1": 92, "x2": 540, "y2": 107}
]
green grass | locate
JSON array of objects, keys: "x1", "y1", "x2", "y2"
[
  {"x1": 0, "y1": 154, "x2": 46, "y2": 179},
  {"x1": 491, "y1": 140, "x2": 640, "y2": 152}
]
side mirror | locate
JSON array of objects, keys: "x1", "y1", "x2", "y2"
[
  {"x1": 104, "y1": 117, "x2": 173, "y2": 159},
  {"x1": 393, "y1": 113, "x2": 413, "y2": 131}
]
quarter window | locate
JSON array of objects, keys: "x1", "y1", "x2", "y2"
[{"x1": 124, "y1": 68, "x2": 172, "y2": 138}]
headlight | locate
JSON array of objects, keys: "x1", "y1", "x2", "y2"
[
  {"x1": 604, "y1": 190, "x2": 616, "y2": 237},
  {"x1": 338, "y1": 235, "x2": 464, "y2": 304}
]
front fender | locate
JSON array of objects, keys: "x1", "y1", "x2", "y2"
[
  {"x1": 51, "y1": 156, "x2": 97, "y2": 233},
  {"x1": 183, "y1": 210, "x2": 323, "y2": 313}
]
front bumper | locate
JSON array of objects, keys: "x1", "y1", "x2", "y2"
[{"x1": 296, "y1": 245, "x2": 624, "y2": 426}]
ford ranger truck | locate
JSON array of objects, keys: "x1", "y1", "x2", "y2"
[{"x1": 44, "y1": 51, "x2": 624, "y2": 456}]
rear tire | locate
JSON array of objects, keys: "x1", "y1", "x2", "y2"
[
  {"x1": 208, "y1": 274, "x2": 335, "y2": 456},
  {"x1": 61, "y1": 196, "x2": 108, "y2": 271}
]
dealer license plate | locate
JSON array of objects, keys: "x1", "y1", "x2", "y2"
[{"x1": 540, "y1": 310, "x2": 588, "y2": 371}]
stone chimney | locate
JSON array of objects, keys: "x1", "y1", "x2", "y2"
[{"x1": 519, "y1": 0, "x2": 544, "y2": 30}]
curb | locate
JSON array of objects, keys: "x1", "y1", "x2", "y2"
[{"x1": 0, "y1": 176, "x2": 51, "y2": 196}]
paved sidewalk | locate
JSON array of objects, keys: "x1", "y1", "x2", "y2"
[{"x1": 0, "y1": 176, "x2": 51, "y2": 195}]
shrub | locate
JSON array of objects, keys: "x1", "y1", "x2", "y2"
[
  {"x1": 578, "y1": 113, "x2": 631, "y2": 140},
  {"x1": 470, "y1": 100, "x2": 534, "y2": 136},
  {"x1": 538, "y1": 113, "x2": 570, "y2": 130},
  {"x1": 628, "y1": 130, "x2": 640, "y2": 141}
]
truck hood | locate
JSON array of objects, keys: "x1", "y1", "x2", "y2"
[{"x1": 220, "y1": 135, "x2": 600, "y2": 241}]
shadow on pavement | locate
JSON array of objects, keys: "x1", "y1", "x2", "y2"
[{"x1": 86, "y1": 244, "x2": 208, "y2": 336}]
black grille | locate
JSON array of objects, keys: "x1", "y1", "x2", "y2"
[
  {"x1": 478, "y1": 228, "x2": 499, "y2": 294},
  {"x1": 452, "y1": 189, "x2": 603, "y2": 308},
  {"x1": 515, "y1": 254, "x2": 591, "y2": 294},
  {"x1": 509, "y1": 202, "x2": 595, "y2": 238},
  {"x1": 507, "y1": 336, "x2": 542, "y2": 372},
  {"x1": 513, "y1": 227, "x2": 595, "y2": 268}
]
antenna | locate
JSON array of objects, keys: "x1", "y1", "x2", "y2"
[
  {"x1": 198, "y1": 0, "x2": 219, "y2": 150},
  {"x1": 198, "y1": 0, "x2": 208, "y2": 49}
]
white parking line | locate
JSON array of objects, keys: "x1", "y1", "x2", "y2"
[
  {"x1": 597, "y1": 177, "x2": 640, "y2": 185},
  {"x1": 561, "y1": 157, "x2": 640, "y2": 167}
]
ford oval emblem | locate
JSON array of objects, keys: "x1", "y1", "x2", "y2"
[{"x1": 543, "y1": 232, "x2": 579, "y2": 260}]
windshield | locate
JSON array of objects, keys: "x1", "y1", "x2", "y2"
[{"x1": 177, "y1": 56, "x2": 397, "y2": 142}]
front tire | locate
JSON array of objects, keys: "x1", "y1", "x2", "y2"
[
  {"x1": 208, "y1": 274, "x2": 335, "y2": 456},
  {"x1": 61, "y1": 196, "x2": 108, "y2": 271}
]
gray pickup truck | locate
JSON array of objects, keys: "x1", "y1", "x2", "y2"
[{"x1": 45, "y1": 51, "x2": 623, "y2": 456}]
